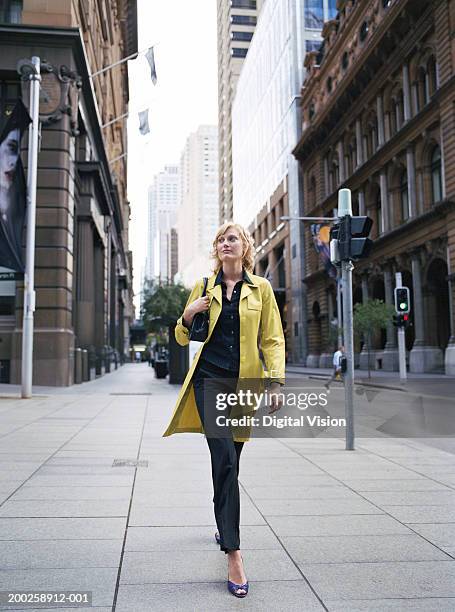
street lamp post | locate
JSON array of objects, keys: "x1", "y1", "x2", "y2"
[{"x1": 19, "y1": 56, "x2": 41, "y2": 398}]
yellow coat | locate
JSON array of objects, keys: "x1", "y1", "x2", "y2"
[{"x1": 162, "y1": 270, "x2": 286, "y2": 442}]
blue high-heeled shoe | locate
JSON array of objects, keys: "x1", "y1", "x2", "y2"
[{"x1": 227, "y1": 555, "x2": 248, "y2": 598}]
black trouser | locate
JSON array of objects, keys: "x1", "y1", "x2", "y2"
[{"x1": 193, "y1": 359, "x2": 244, "y2": 553}]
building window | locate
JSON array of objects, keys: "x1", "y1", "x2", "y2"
[
  {"x1": 326, "y1": 76, "x2": 333, "y2": 93},
  {"x1": 231, "y1": 31, "x2": 253, "y2": 42},
  {"x1": 309, "y1": 102, "x2": 315, "y2": 120},
  {"x1": 418, "y1": 66, "x2": 429, "y2": 108},
  {"x1": 431, "y1": 146, "x2": 442, "y2": 203},
  {"x1": 230, "y1": 14, "x2": 257, "y2": 25},
  {"x1": 400, "y1": 170, "x2": 409, "y2": 221},
  {"x1": 0, "y1": 296, "x2": 14, "y2": 316},
  {"x1": 231, "y1": 0, "x2": 256, "y2": 8},
  {"x1": 0, "y1": 0, "x2": 22, "y2": 23},
  {"x1": 376, "y1": 189, "x2": 382, "y2": 235},
  {"x1": 328, "y1": 0, "x2": 337, "y2": 20},
  {"x1": 382, "y1": 0, "x2": 392, "y2": 8},
  {"x1": 359, "y1": 22, "x2": 369, "y2": 43},
  {"x1": 231, "y1": 47, "x2": 248, "y2": 59},
  {"x1": 0, "y1": 80, "x2": 22, "y2": 132},
  {"x1": 305, "y1": 0, "x2": 324, "y2": 30},
  {"x1": 341, "y1": 52, "x2": 349, "y2": 71},
  {"x1": 427, "y1": 56, "x2": 438, "y2": 96},
  {"x1": 306, "y1": 40, "x2": 321, "y2": 53}
]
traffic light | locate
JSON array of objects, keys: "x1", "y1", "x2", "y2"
[
  {"x1": 349, "y1": 216, "x2": 373, "y2": 260},
  {"x1": 330, "y1": 223, "x2": 340, "y2": 265},
  {"x1": 330, "y1": 216, "x2": 373, "y2": 263},
  {"x1": 393, "y1": 313, "x2": 412, "y2": 328},
  {"x1": 394, "y1": 287, "x2": 410, "y2": 314}
]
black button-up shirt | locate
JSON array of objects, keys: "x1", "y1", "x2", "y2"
[{"x1": 199, "y1": 267, "x2": 252, "y2": 372}]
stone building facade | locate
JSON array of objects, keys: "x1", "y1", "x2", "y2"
[
  {"x1": 0, "y1": 0, "x2": 136, "y2": 385},
  {"x1": 249, "y1": 178, "x2": 292, "y2": 362},
  {"x1": 293, "y1": 0, "x2": 455, "y2": 374}
]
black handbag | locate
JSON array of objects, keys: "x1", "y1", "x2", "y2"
[{"x1": 189, "y1": 277, "x2": 209, "y2": 342}]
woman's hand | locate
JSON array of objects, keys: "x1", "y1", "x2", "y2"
[
  {"x1": 183, "y1": 296, "x2": 210, "y2": 327},
  {"x1": 268, "y1": 382, "x2": 284, "y2": 414}
]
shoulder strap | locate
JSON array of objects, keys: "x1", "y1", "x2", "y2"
[{"x1": 201, "y1": 277, "x2": 208, "y2": 297}]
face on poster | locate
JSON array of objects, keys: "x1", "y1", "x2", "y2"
[{"x1": 0, "y1": 127, "x2": 21, "y2": 217}]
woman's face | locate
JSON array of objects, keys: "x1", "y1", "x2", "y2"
[
  {"x1": 0, "y1": 128, "x2": 20, "y2": 191},
  {"x1": 216, "y1": 227, "x2": 244, "y2": 265}
]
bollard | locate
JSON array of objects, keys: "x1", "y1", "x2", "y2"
[
  {"x1": 75, "y1": 348, "x2": 82, "y2": 384},
  {"x1": 81, "y1": 349, "x2": 89, "y2": 382}
]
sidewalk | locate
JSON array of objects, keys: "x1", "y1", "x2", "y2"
[
  {"x1": 286, "y1": 364, "x2": 455, "y2": 399},
  {"x1": 1, "y1": 363, "x2": 455, "y2": 611}
]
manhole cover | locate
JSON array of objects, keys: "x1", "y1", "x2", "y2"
[{"x1": 112, "y1": 459, "x2": 149, "y2": 467}]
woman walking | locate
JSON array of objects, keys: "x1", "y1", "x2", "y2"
[{"x1": 163, "y1": 222, "x2": 285, "y2": 598}]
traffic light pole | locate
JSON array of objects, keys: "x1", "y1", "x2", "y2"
[
  {"x1": 342, "y1": 259, "x2": 355, "y2": 450},
  {"x1": 395, "y1": 272, "x2": 407, "y2": 382}
]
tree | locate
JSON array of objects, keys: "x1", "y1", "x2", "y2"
[
  {"x1": 354, "y1": 299, "x2": 395, "y2": 378},
  {"x1": 141, "y1": 279, "x2": 190, "y2": 335}
]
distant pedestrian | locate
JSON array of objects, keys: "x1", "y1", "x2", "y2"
[{"x1": 325, "y1": 345, "x2": 345, "y2": 389}]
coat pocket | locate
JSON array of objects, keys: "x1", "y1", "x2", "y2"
[{"x1": 247, "y1": 295, "x2": 262, "y2": 310}]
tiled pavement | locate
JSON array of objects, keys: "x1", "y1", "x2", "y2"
[{"x1": 0, "y1": 363, "x2": 454, "y2": 611}]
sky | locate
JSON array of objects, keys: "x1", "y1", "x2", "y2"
[{"x1": 127, "y1": 0, "x2": 218, "y2": 313}]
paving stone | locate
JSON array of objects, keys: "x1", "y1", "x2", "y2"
[
  {"x1": 281, "y1": 533, "x2": 449, "y2": 563},
  {"x1": 114, "y1": 581, "x2": 324, "y2": 612},
  {"x1": 298, "y1": 560, "x2": 455, "y2": 600},
  {"x1": 0, "y1": 518, "x2": 126, "y2": 540}
]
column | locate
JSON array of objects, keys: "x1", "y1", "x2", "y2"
[
  {"x1": 406, "y1": 145, "x2": 417, "y2": 218},
  {"x1": 358, "y1": 189, "x2": 365, "y2": 216},
  {"x1": 409, "y1": 251, "x2": 444, "y2": 372},
  {"x1": 411, "y1": 253, "x2": 425, "y2": 347},
  {"x1": 324, "y1": 155, "x2": 330, "y2": 196},
  {"x1": 337, "y1": 140, "x2": 345, "y2": 183},
  {"x1": 382, "y1": 264, "x2": 399, "y2": 370},
  {"x1": 380, "y1": 170, "x2": 389, "y2": 233},
  {"x1": 412, "y1": 82, "x2": 419, "y2": 115},
  {"x1": 359, "y1": 275, "x2": 371, "y2": 370},
  {"x1": 75, "y1": 219, "x2": 95, "y2": 347},
  {"x1": 356, "y1": 118, "x2": 363, "y2": 167},
  {"x1": 402, "y1": 62, "x2": 412, "y2": 122},
  {"x1": 376, "y1": 94, "x2": 385, "y2": 147},
  {"x1": 445, "y1": 244, "x2": 455, "y2": 374}
]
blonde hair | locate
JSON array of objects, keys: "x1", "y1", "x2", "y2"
[{"x1": 209, "y1": 222, "x2": 256, "y2": 273}]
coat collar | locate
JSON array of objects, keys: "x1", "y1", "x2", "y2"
[
  {"x1": 207, "y1": 267, "x2": 257, "y2": 305},
  {"x1": 213, "y1": 267, "x2": 255, "y2": 287}
]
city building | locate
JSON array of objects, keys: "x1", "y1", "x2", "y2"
[
  {"x1": 217, "y1": 0, "x2": 264, "y2": 224},
  {"x1": 0, "y1": 0, "x2": 136, "y2": 385},
  {"x1": 293, "y1": 0, "x2": 455, "y2": 374},
  {"x1": 145, "y1": 165, "x2": 179, "y2": 283},
  {"x1": 231, "y1": 0, "x2": 336, "y2": 363},
  {"x1": 176, "y1": 125, "x2": 219, "y2": 287}
]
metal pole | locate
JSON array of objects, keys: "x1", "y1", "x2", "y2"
[
  {"x1": 395, "y1": 272, "x2": 407, "y2": 382},
  {"x1": 337, "y1": 271, "x2": 343, "y2": 346},
  {"x1": 338, "y1": 188, "x2": 355, "y2": 450},
  {"x1": 342, "y1": 260, "x2": 355, "y2": 450},
  {"x1": 21, "y1": 56, "x2": 41, "y2": 399}
]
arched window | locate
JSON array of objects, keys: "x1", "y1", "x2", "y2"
[
  {"x1": 418, "y1": 66, "x2": 429, "y2": 107},
  {"x1": 376, "y1": 189, "x2": 382, "y2": 236},
  {"x1": 390, "y1": 100, "x2": 397, "y2": 135},
  {"x1": 331, "y1": 153, "x2": 340, "y2": 191},
  {"x1": 427, "y1": 56, "x2": 438, "y2": 96},
  {"x1": 431, "y1": 146, "x2": 442, "y2": 203},
  {"x1": 397, "y1": 90, "x2": 404, "y2": 129},
  {"x1": 400, "y1": 170, "x2": 409, "y2": 221}
]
